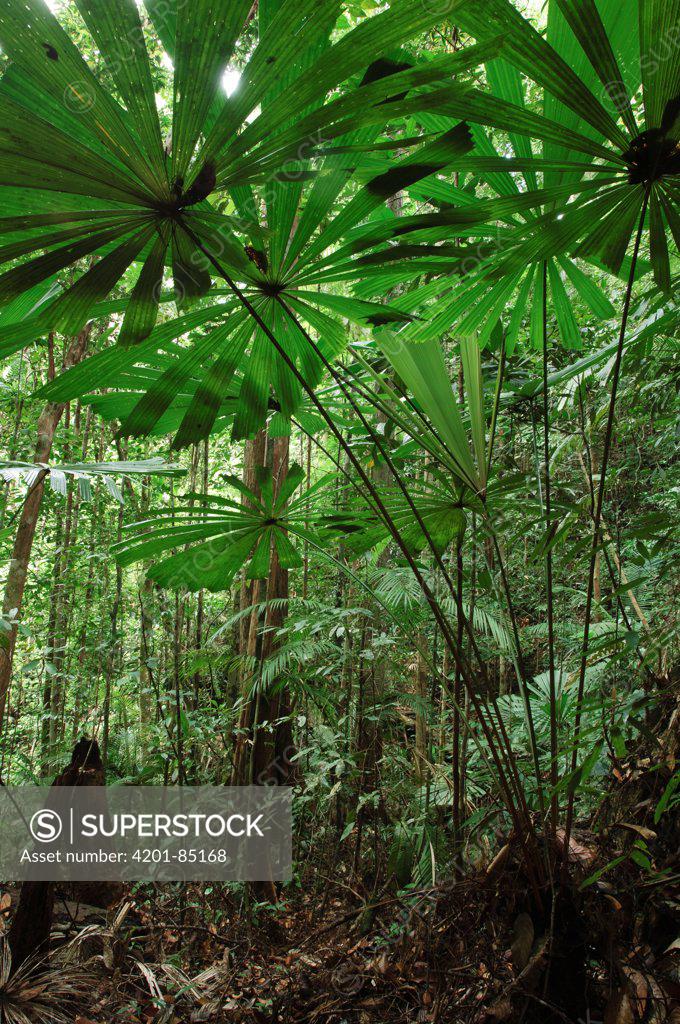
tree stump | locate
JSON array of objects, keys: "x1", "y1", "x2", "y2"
[{"x1": 7, "y1": 737, "x2": 105, "y2": 972}]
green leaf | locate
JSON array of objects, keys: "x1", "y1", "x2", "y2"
[
  {"x1": 554, "y1": 0, "x2": 637, "y2": 136},
  {"x1": 74, "y1": 0, "x2": 166, "y2": 179},
  {"x1": 374, "y1": 330, "x2": 480, "y2": 493},
  {"x1": 505, "y1": 267, "x2": 535, "y2": 354},
  {"x1": 640, "y1": 0, "x2": 680, "y2": 129},
  {"x1": 172, "y1": 319, "x2": 252, "y2": 449},
  {"x1": 460, "y1": 337, "x2": 487, "y2": 488},
  {"x1": 171, "y1": 0, "x2": 253, "y2": 180},
  {"x1": 118, "y1": 230, "x2": 169, "y2": 347},
  {"x1": 559, "y1": 257, "x2": 615, "y2": 318},
  {"x1": 115, "y1": 463, "x2": 309, "y2": 592},
  {"x1": 456, "y1": 0, "x2": 628, "y2": 148},
  {"x1": 548, "y1": 260, "x2": 581, "y2": 349},
  {"x1": 0, "y1": 0, "x2": 161, "y2": 193},
  {"x1": 0, "y1": 222, "x2": 144, "y2": 305},
  {"x1": 47, "y1": 225, "x2": 156, "y2": 334},
  {"x1": 649, "y1": 190, "x2": 671, "y2": 295},
  {"x1": 304, "y1": 122, "x2": 475, "y2": 265},
  {"x1": 575, "y1": 189, "x2": 645, "y2": 274}
]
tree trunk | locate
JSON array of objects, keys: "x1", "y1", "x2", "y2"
[
  {"x1": 0, "y1": 326, "x2": 91, "y2": 736},
  {"x1": 138, "y1": 475, "x2": 154, "y2": 728},
  {"x1": 238, "y1": 429, "x2": 267, "y2": 674},
  {"x1": 231, "y1": 434, "x2": 293, "y2": 789},
  {"x1": 414, "y1": 643, "x2": 429, "y2": 781},
  {"x1": 7, "y1": 737, "x2": 105, "y2": 973},
  {"x1": 103, "y1": 505, "x2": 123, "y2": 770}
]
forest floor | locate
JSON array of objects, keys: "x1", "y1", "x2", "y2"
[{"x1": 3, "y1": 781, "x2": 678, "y2": 1024}]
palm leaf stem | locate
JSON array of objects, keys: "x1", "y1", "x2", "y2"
[
  {"x1": 541, "y1": 261, "x2": 559, "y2": 840},
  {"x1": 562, "y1": 187, "x2": 651, "y2": 874},
  {"x1": 341, "y1": 352, "x2": 466, "y2": 487},
  {"x1": 575, "y1": 410, "x2": 651, "y2": 675},
  {"x1": 452, "y1": 534, "x2": 464, "y2": 841},
  {"x1": 486, "y1": 338, "x2": 506, "y2": 482},
  {"x1": 278, "y1": 317, "x2": 546, "y2": 847},
  {"x1": 299, "y1": 530, "x2": 503, "y2": 787},
  {"x1": 179, "y1": 216, "x2": 545, "y2": 895},
  {"x1": 343, "y1": 345, "x2": 547, "y2": 841},
  {"x1": 486, "y1": 527, "x2": 546, "y2": 826}
]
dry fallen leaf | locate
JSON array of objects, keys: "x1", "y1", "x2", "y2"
[
  {"x1": 555, "y1": 829, "x2": 598, "y2": 867},
  {"x1": 486, "y1": 844, "x2": 510, "y2": 879},
  {"x1": 614, "y1": 822, "x2": 657, "y2": 841},
  {"x1": 604, "y1": 989, "x2": 635, "y2": 1024},
  {"x1": 622, "y1": 966, "x2": 650, "y2": 1018},
  {"x1": 511, "y1": 913, "x2": 534, "y2": 973},
  {"x1": 485, "y1": 997, "x2": 513, "y2": 1021}
]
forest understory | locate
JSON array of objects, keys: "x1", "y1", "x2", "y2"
[
  {"x1": 0, "y1": 0, "x2": 678, "y2": 1021},
  {"x1": 2, "y1": 732, "x2": 679, "y2": 1024}
]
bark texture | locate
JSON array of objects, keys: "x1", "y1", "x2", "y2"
[
  {"x1": 0, "y1": 327, "x2": 91, "y2": 734},
  {"x1": 7, "y1": 737, "x2": 104, "y2": 973}
]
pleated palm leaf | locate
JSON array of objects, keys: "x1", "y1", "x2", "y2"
[
  {"x1": 343, "y1": 0, "x2": 678, "y2": 852},
  {"x1": 345, "y1": 0, "x2": 678, "y2": 341},
  {"x1": 351, "y1": 333, "x2": 490, "y2": 497},
  {"x1": 113, "y1": 461, "x2": 326, "y2": 592},
  {"x1": 453, "y1": 0, "x2": 679, "y2": 291},
  {"x1": 30, "y1": 34, "x2": 498, "y2": 443},
  {"x1": 0, "y1": 0, "x2": 487, "y2": 351},
  {"x1": 0, "y1": 456, "x2": 182, "y2": 501},
  {"x1": 324, "y1": 479, "x2": 468, "y2": 559}
]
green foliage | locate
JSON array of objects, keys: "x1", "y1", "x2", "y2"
[{"x1": 0, "y1": 0, "x2": 677, "y2": 908}]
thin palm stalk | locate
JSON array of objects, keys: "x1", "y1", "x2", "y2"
[
  {"x1": 343, "y1": 342, "x2": 547, "y2": 819},
  {"x1": 279, "y1": 314, "x2": 542, "y2": 834},
  {"x1": 563, "y1": 188, "x2": 651, "y2": 864},
  {"x1": 180, "y1": 218, "x2": 545, "y2": 893},
  {"x1": 541, "y1": 261, "x2": 558, "y2": 838}
]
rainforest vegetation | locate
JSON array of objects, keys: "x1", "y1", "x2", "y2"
[{"x1": 0, "y1": 0, "x2": 678, "y2": 1021}]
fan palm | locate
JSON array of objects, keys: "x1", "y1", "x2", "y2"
[
  {"x1": 352, "y1": 0, "x2": 678, "y2": 298},
  {"x1": 0, "y1": 456, "x2": 181, "y2": 502},
  {"x1": 114, "y1": 461, "x2": 320, "y2": 592},
  {"x1": 0, "y1": 0, "x2": 484, "y2": 350},
  {"x1": 0, "y1": 0, "x2": 675, "y2": 889},
  {"x1": 33, "y1": 103, "x2": 483, "y2": 443},
  {"x1": 350, "y1": 0, "x2": 678, "y2": 850}
]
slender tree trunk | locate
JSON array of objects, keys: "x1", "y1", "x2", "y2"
[
  {"x1": 139, "y1": 474, "x2": 155, "y2": 728},
  {"x1": 250, "y1": 435, "x2": 294, "y2": 785},
  {"x1": 49, "y1": 403, "x2": 77, "y2": 758},
  {"x1": 0, "y1": 327, "x2": 91, "y2": 735},
  {"x1": 193, "y1": 439, "x2": 210, "y2": 710},
  {"x1": 452, "y1": 361, "x2": 466, "y2": 834},
  {"x1": 353, "y1": 410, "x2": 391, "y2": 879},
  {"x1": 0, "y1": 372, "x2": 25, "y2": 529},
  {"x1": 238, "y1": 430, "x2": 267, "y2": 672},
  {"x1": 230, "y1": 435, "x2": 293, "y2": 904},
  {"x1": 414, "y1": 644, "x2": 429, "y2": 781},
  {"x1": 231, "y1": 429, "x2": 268, "y2": 781},
  {"x1": 103, "y1": 505, "x2": 123, "y2": 770},
  {"x1": 232, "y1": 435, "x2": 293, "y2": 788}
]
